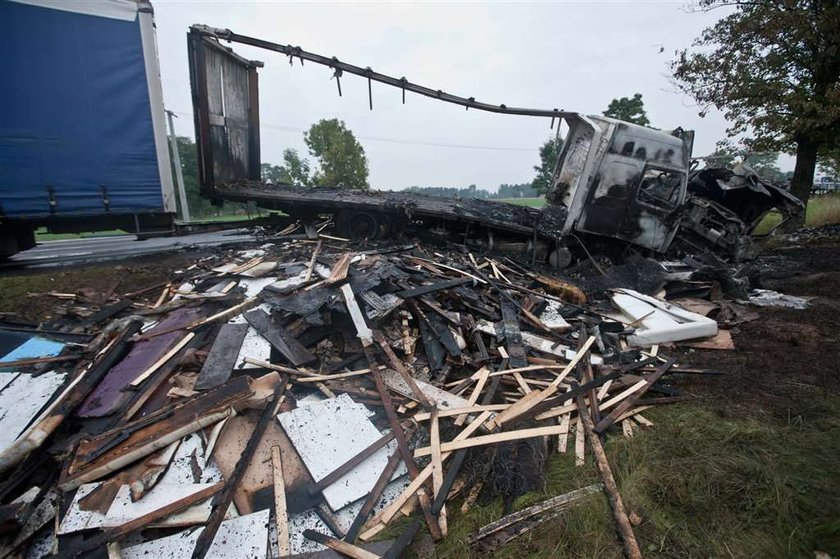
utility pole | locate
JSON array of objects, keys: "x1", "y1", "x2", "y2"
[{"x1": 165, "y1": 110, "x2": 191, "y2": 222}]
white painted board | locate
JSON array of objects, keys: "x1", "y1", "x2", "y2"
[
  {"x1": 0, "y1": 371, "x2": 66, "y2": 454},
  {"x1": 277, "y1": 394, "x2": 406, "y2": 511},
  {"x1": 121, "y1": 509, "x2": 270, "y2": 559}
]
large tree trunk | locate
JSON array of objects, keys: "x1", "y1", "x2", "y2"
[{"x1": 786, "y1": 136, "x2": 820, "y2": 229}]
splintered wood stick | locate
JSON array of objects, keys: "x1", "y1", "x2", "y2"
[
  {"x1": 413, "y1": 424, "x2": 566, "y2": 458},
  {"x1": 304, "y1": 240, "x2": 322, "y2": 282},
  {"x1": 429, "y1": 407, "x2": 447, "y2": 535},
  {"x1": 574, "y1": 416, "x2": 586, "y2": 466},
  {"x1": 575, "y1": 395, "x2": 642, "y2": 559},
  {"x1": 271, "y1": 446, "x2": 290, "y2": 556},
  {"x1": 303, "y1": 530, "x2": 380, "y2": 559},
  {"x1": 360, "y1": 411, "x2": 493, "y2": 540}
]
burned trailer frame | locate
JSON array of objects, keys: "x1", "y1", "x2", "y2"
[
  {"x1": 186, "y1": 25, "x2": 803, "y2": 266},
  {"x1": 186, "y1": 25, "x2": 576, "y2": 260}
]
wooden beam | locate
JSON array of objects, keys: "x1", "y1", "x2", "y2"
[
  {"x1": 413, "y1": 424, "x2": 565, "y2": 458},
  {"x1": 575, "y1": 395, "x2": 642, "y2": 559},
  {"x1": 303, "y1": 530, "x2": 381, "y2": 559},
  {"x1": 271, "y1": 446, "x2": 290, "y2": 556}
]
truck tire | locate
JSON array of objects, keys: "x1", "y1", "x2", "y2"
[{"x1": 335, "y1": 209, "x2": 391, "y2": 241}]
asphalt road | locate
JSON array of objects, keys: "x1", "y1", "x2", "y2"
[{"x1": 4, "y1": 229, "x2": 255, "y2": 270}]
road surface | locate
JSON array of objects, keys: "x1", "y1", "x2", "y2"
[{"x1": 3, "y1": 229, "x2": 255, "y2": 270}]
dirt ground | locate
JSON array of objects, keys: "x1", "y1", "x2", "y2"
[{"x1": 679, "y1": 239, "x2": 840, "y2": 422}]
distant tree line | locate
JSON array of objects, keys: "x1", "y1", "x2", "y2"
[{"x1": 404, "y1": 183, "x2": 537, "y2": 199}]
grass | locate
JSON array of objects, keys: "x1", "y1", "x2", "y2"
[
  {"x1": 34, "y1": 213, "x2": 261, "y2": 242},
  {"x1": 34, "y1": 227, "x2": 127, "y2": 241},
  {"x1": 431, "y1": 401, "x2": 840, "y2": 558},
  {"x1": 496, "y1": 197, "x2": 547, "y2": 208},
  {"x1": 754, "y1": 192, "x2": 840, "y2": 234},
  {"x1": 496, "y1": 193, "x2": 840, "y2": 234}
]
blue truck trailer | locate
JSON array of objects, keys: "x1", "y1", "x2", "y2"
[{"x1": 0, "y1": 0, "x2": 176, "y2": 257}]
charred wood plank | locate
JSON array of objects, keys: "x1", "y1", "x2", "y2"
[
  {"x1": 308, "y1": 429, "x2": 397, "y2": 496},
  {"x1": 500, "y1": 298, "x2": 527, "y2": 368},
  {"x1": 79, "y1": 299, "x2": 133, "y2": 328},
  {"x1": 194, "y1": 323, "x2": 249, "y2": 390},
  {"x1": 595, "y1": 358, "x2": 677, "y2": 434},
  {"x1": 345, "y1": 445, "x2": 402, "y2": 542},
  {"x1": 395, "y1": 277, "x2": 471, "y2": 299},
  {"x1": 575, "y1": 394, "x2": 642, "y2": 559},
  {"x1": 55, "y1": 482, "x2": 223, "y2": 559},
  {"x1": 244, "y1": 308, "x2": 315, "y2": 366}
]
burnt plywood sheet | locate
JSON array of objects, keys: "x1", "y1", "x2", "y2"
[
  {"x1": 121, "y1": 509, "x2": 270, "y2": 559},
  {"x1": 244, "y1": 309, "x2": 315, "y2": 366},
  {"x1": 58, "y1": 482, "x2": 219, "y2": 534},
  {"x1": 277, "y1": 394, "x2": 406, "y2": 511},
  {"x1": 78, "y1": 308, "x2": 202, "y2": 417},
  {"x1": 213, "y1": 413, "x2": 316, "y2": 515}
]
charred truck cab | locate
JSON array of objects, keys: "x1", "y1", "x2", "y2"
[
  {"x1": 549, "y1": 116, "x2": 693, "y2": 254},
  {"x1": 547, "y1": 115, "x2": 802, "y2": 262}
]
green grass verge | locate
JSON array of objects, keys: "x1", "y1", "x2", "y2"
[
  {"x1": 496, "y1": 197, "x2": 547, "y2": 208},
  {"x1": 431, "y1": 401, "x2": 840, "y2": 558},
  {"x1": 496, "y1": 193, "x2": 840, "y2": 234},
  {"x1": 34, "y1": 227, "x2": 127, "y2": 241},
  {"x1": 754, "y1": 192, "x2": 840, "y2": 234}
]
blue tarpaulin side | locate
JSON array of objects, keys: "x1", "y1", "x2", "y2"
[{"x1": 0, "y1": 1, "x2": 167, "y2": 218}]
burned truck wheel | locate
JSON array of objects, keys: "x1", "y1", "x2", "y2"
[
  {"x1": 548, "y1": 246, "x2": 572, "y2": 269},
  {"x1": 335, "y1": 209, "x2": 391, "y2": 241}
]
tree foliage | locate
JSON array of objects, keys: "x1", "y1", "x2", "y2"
[
  {"x1": 603, "y1": 93, "x2": 651, "y2": 126},
  {"x1": 672, "y1": 0, "x2": 840, "y2": 215},
  {"x1": 305, "y1": 119, "x2": 369, "y2": 189},
  {"x1": 706, "y1": 140, "x2": 787, "y2": 181},
  {"x1": 262, "y1": 150, "x2": 315, "y2": 187},
  {"x1": 532, "y1": 136, "x2": 564, "y2": 195},
  {"x1": 404, "y1": 183, "x2": 537, "y2": 199},
  {"x1": 171, "y1": 136, "x2": 221, "y2": 218}
]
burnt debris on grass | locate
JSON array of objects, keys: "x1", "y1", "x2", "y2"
[{"x1": 0, "y1": 219, "x2": 822, "y2": 559}]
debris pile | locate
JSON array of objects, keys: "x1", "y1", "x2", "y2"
[{"x1": 0, "y1": 231, "x2": 765, "y2": 558}]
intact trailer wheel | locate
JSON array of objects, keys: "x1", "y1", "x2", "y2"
[{"x1": 335, "y1": 209, "x2": 391, "y2": 241}]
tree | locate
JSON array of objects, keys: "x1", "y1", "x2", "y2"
[
  {"x1": 282, "y1": 149, "x2": 314, "y2": 187},
  {"x1": 261, "y1": 163, "x2": 289, "y2": 184},
  {"x1": 743, "y1": 152, "x2": 785, "y2": 182},
  {"x1": 261, "y1": 150, "x2": 315, "y2": 187},
  {"x1": 532, "y1": 136, "x2": 564, "y2": 195},
  {"x1": 170, "y1": 136, "x2": 220, "y2": 218},
  {"x1": 672, "y1": 0, "x2": 840, "y2": 223},
  {"x1": 603, "y1": 93, "x2": 651, "y2": 126},
  {"x1": 819, "y1": 149, "x2": 840, "y2": 181},
  {"x1": 304, "y1": 119, "x2": 369, "y2": 189}
]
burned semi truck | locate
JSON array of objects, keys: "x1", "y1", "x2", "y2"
[{"x1": 187, "y1": 26, "x2": 802, "y2": 267}]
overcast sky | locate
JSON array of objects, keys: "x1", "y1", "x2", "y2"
[{"x1": 154, "y1": 1, "x2": 778, "y2": 192}]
